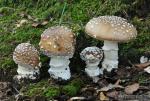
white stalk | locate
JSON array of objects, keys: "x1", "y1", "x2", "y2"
[
  {"x1": 17, "y1": 64, "x2": 40, "y2": 80},
  {"x1": 48, "y1": 56, "x2": 71, "y2": 80},
  {"x1": 102, "y1": 40, "x2": 118, "y2": 72},
  {"x1": 85, "y1": 60, "x2": 102, "y2": 77}
]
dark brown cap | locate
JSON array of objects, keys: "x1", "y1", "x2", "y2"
[{"x1": 80, "y1": 46, "x2": 103, "y2": 63}]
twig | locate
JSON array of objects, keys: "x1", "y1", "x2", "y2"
[{"x1": 59, "y1": 2, "x2": 67, "y2": 25}]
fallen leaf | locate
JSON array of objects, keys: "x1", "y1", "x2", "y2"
[
  {"x1": 32, "y1": 20, "x2": 48, "y2": 28},
  {"x1": 68, "y1": 97, "x2": 86, "y2": 101},
  {"x1": 134, "y1": 61, "x2": 150, "y2": 69},
  {"x1": 97, "y1": 80, "x2": 124, "y2": 92},
  {"x1": 32, "y1": 22, "x2": 41, "y2": 27},
  {"x1": 97, "y1": 84, "x2": 124, "y2": 92},
  {"x1": 20, "y1": 19, "x2": 28, "y2": 25},
  {"x1": 144, "y1": 66, "x2": 150, "y2": 73},
  {"x1": 41, "y1": 20, "x2": 48, "y2": 25},
  {"x1": 125, "y1": 83, "x2": 139, "y2": 94},
  {"x1": 20, "y1": 12, "x2": 34, "y2": 20},
  {"x1": 27, "y1": 15, "x2": 34, "y2": 20},
  {"x1": 98, "y1": 79, "x2": 109, "y2": 88},
  {"x1": 16, "y1": 19, "x2": 28, "y2": 28},
  {"x1": 99, "y1": 92, "x2": 109, "y2": 101},
  {"x1": 106, "y1": 90, "x2": 119, "y2": 99}
]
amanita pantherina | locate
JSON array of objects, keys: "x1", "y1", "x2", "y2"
[
  {"x1": 39, "y1": 26, "x2": 75, "y2": 80},
  {"x1": 80, "y1": 46, "x2": 103, "y2": 77},
  {"x1": 85, "y1": 16, "x2": 137, "y2": 72},
  {"x1": 13, "y1": 43, "x2": 41, "y2": 81}
]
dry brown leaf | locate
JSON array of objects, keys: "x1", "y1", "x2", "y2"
[
  {"x1": 32, "y1": 22, "x2": 41, "y2": 27},
  {"x1": 41, "y1": 20, "x2": 48, "y2": 25},
  {"x1": 106, "y1": 90, "x2": 119, "y2": 99},
  {"x1": 125, "y1": 83, "x2": 139, "y2": 94},
  {"x1": 99, "y1": 92, "x2": 109, "y2": 101},
  {"x1": 97, "y1": 80, "x2": 124, "y2": 92},
  {"x1": 32, "y1": 20, "x2": 48, "y2": 28},
  {"x1": 134, "y1": 61, "x2": 150, "y2": 69},
  {"x1": 97, "y1": 84, "x2": 124, "y2": 92}
]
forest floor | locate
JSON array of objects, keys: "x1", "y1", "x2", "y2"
[{"x1": 0, "y1": 0, "x2": 150, "y2": 101}]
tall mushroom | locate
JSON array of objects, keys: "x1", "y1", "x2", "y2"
[
  {"x1": 85, "y1": 16, "x2": 137, "y2": 72},
  {"x1": 80, "y1": 46, "x2": 103, "y2": 77},
  {"x1": 13, "y1": 43, "x2": 41, "y2": 81},
  {"x1": 39, "y1": 26, "x2": 75, "y2": 80}
]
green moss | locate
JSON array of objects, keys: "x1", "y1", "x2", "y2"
[
  {"x1": 21, "y1": 79, "x2": 60, "y2": 99},
  {"x1": 62, "y1": 79, "x2": 84, "y2": 96},
  {"x1": 0, "y1": 0, "x2": 149, "y2": 69},
  {"x1": 63, "y1": 85, "x2": 77, "y2": 96},
  {"x1": 43, "y1": 87, "x2": 60, "y2": 99}
]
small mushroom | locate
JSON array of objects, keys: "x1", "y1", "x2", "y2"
[
  {"x1": 39, "y1": 26, "x2": 76, "y2": 80},
  {"x1": 13, "y1": 43, "x2": 41, "y2": 81},
  {"x1": 80, "y1": 46, "x2": 103, "y2": 77},
  {"x1": 85, "y1": 16, "x2": 137, "y2": 72}
]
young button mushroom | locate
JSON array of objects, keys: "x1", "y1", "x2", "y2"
[
  {"x1": 13, "y1": 43, "x2": 41, "y2": 81},
  {"x1": 85, "y1": 16, "x2": 137, "y2": 72},
  {"x1": 39, "y1": 26, "x2": 75, "y2": 80},
  {"x1": 80, "y1": 46, "x2": 103, "y2": 77}
]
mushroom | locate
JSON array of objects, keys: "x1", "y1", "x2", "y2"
[
  {"x1": 13, "y1": 43, "x2": 41, "y2": 81},
  {"x1": 39, "y1": 26, "x2": 75, "y2": 80},
  {"x1": 85, "y1": 16, "x2": 137, "y2": 72},
  {"x1": 80, "y1": 46, "x2": 103, "y2": 77}
]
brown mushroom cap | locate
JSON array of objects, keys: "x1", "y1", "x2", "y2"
[
  {"x1": 85, "y1": 16, "x2": 137, "y2": 42},
  {"x1": 80, "y1": 47, "x2": 103, "y2": 62},
  {"x1": 13, "y1": 43, "x2": 40, "y2": 68},
  {"x1": 39, "y1": 26, "x2": 76, "y2": 57}
]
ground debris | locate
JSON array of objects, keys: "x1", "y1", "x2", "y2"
[
  {"x1": 125, "y1": 83, "x2": 139, "y2": 94},
  {"x1": 134, "y1": 61, "x2": 150, "y2": 69}
]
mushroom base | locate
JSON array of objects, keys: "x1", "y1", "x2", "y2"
[
  {"x1": 16, "y1": 65, "x2": 40, "y2": 80},
  {"x1": 85, "y1": 66, "x2": 101, "y2": 77},
  {"x1": 85, "y1": 61, "x2": 102, "y2": 77},
  {"x1": 102, "y1": 59, "x2": 118, "y2": 72},
  {"x1": 49, "y1": 56, "x2": 71, "y2": 80},
  {"x1": 102, "y1": 41, "x2": 118, "y2": 72}
]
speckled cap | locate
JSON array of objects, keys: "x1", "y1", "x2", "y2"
[
  {"x1": 13, "y1": 43, "x2": 40, "y2": 68},
  {"x1": 39, "y1": 26, "x2": 76, "y2": 57},
  {"x1": 80, "y1": 46, "x2": 103, "y2": 62},
  {"x1": 85, "y1": 16, "x2": 137, "y2": 42}
]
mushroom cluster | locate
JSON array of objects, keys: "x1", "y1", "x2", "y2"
[
  {"x1": 80, "y1": 46, "x2": 103, "y2": 77},
  {"x1": 12, "y1": 15, "x2": 138, "y2": 82},
  {"x1": 39, "y1": 26, "x2": 76, "y2": 80},
  {"x1": 85, "y1": 16, "x2": 137, "y2": 72},
  {"x1": 13, "y1": 42, "x2": 41, "y2": 81}
]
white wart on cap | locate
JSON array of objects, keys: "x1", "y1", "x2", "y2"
[
  {"x1": 13, "y1": 43, "x2": 40, "y2": 68},
  {"x1": 39, "y1": 26, "x2": 76, "y2": 57},
  {"x1": 85, "y1": 16, "x2": 137, "y2": 42}
]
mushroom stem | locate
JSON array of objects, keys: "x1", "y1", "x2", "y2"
[
  {"x1": 48, "y1": 56, "x2": 71, "y2": 80},
  {"x1": 85, "y1": 61, "x2": 102, "y2": 77},
  {"x1": 17, "y1": 65, "x2": 40, "y2": 80},
  {"x1": 102, "y1": 40, "x2": 118, "y2": 72}
]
